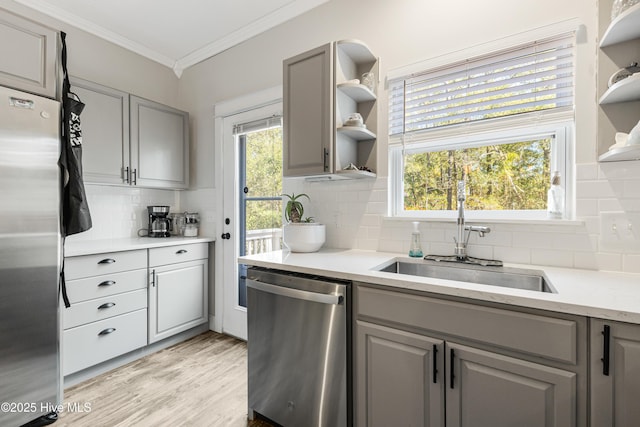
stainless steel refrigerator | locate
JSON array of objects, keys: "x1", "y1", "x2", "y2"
[{"x1": 0, "y1": 85, "x2": 61, "y2": 426}]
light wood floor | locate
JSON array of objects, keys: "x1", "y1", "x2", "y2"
[{"x1": 57, "y1": 331, "x2": 274, "y2": 427}]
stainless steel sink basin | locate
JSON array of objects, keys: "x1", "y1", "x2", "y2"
[{"x1": 375, "y1": 259, "x2": 555, "y2": 293}]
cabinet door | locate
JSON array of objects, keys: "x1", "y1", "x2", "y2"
[
  {"x1": 590, "y1": 319, "x2": 640, "y2": 427},
  {"x1": 70, "y1": 77, "x2": 130, "y2": 185},
  {"x1": 130, "y1": 95, "x2": 189, "y2": 189},
  {"x1": 283, "y1": 43, "x2": 333, "y2": 176},
  {"x1": 356, "y1": 321, "x2": 444, "y2": 427},
  {"x1": 0, "y1": 9, "x2": 57, "y2": 98},
  {"x1": 149, "y1": 259, "x2": 207, "y2": 343},
  {"x1": 446, "y1": 342, "x2": 576, "y2": 427}
]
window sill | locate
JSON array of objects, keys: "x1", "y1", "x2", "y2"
[{"x1": 383, "y1": 215, "x2": 584, "y2": 227}]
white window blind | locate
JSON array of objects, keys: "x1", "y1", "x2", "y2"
[{"x1": 389, "y1": 33, "x2": 575, "y2": 138}]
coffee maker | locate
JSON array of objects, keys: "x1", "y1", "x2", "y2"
[{"x1": 147, "y1": 206, "x2": 171, "y2": 238}]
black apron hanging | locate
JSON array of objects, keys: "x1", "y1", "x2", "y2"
[{"x1": 59, "y1": 31, "x2": 92, "y2": 237}]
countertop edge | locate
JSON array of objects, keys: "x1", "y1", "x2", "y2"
[
  {"x1": 239, "y1": 249, "x2": 640, "y2": 325},
  {"x1": 64, "y1": 236, "x2": 216, "y2": 257}
]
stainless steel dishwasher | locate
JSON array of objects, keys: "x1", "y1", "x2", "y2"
[{"x1": 247, "y1": 267, "x2": 351, "y2": 427}]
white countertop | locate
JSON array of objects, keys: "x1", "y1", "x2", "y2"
[
  {"x1": 239, "y1": 249, "x2": 640, "y2": 324},
  {"x1": 65, "y1": 236, "x2": 215, "y2": 257}
]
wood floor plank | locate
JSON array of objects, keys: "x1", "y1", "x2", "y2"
[{"x1": 57, "y1": 331, "x2": 274, "y2": 427}]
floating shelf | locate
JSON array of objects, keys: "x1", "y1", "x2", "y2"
[
  {"x1": 600, "y1": 2, "x2": 640, "y2": 47},
  {"x1": 599, "y1": 145, "x2": 640, "y2": 162},
  {"x1": 337, "y1": 126, "x2": 376, "y2": 140},
  {"x1": 337, "y1": 82, "x2": 376, "y2": 102},
  {"x1": 599, "y1": 73, "x2": 640, "y2": 104},
  {"x1": 336, "y1": 39, "x2": 376, "y2": 63}
]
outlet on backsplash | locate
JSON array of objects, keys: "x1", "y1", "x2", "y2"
[{"x1": 600, "y1": 211, "x2": 640, "y2": 250}]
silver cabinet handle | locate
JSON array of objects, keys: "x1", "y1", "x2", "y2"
[
  {"x1": 98, "y1": 328, "x2": 116, "y2": 336},
  {"x1": 150, "y1": 269, "x2": 156, "y2": 287},
  {"x1": 98, "y1": 258, "x2": 116, "y2": 264},
  {"x1": 176, "y1": 249, "x2": 187, "y2": 254},
  {"x1": 247, "y1": 279, "x2": 343, "y2": 305},
  {"x1": 98, "y1": 280, "x2": 115, "y2": 287},
  {"x1": 124, "y1": 166, "x2": 130, "y2": 184},
  {"x1": 98, "y1": 302, "x2": 115, "y2": 310},
  {"x1": 132, "y1": 168, "x2": 137, "y2": 185}
]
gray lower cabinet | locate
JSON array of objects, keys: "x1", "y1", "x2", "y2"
[
  {"x1": 355, "y1": 283, "x2": 587, "y2": 427},
  {"x1": 62, "y1": 250, "x2": 148, "y2": 376},
  {"x1": 590, "y1": 319, "x2": 640, "y2": 427},
  {"x1": 0, "y1": 8, "x2": 57, "y2": 98},
  {"x1": 356, "y1": 321, "x2": 444, "y2": 427},
  {"x1": 148, "y1": 243, "x2": 208, "y2": 343}
]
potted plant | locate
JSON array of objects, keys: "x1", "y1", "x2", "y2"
[{"x1": 282, "y1": 193, "x2": 325, "y2": 252}]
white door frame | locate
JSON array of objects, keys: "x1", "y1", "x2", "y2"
[{"x1": 213, "y1": 86, "x2": 282, "y2": 339}]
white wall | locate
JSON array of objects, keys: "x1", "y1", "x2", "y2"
[{"x1": 180, "y1": 0, "x2": 640, "y2": 273}]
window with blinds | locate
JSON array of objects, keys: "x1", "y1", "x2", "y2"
[
  {"x1": 389, "y1": 34, "x2": 574, "y2": 138},
  {"x1": 387, "y1": 31, "x2": 575, "y2": 219}
]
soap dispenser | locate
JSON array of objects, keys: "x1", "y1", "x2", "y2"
[
  {"x1": 409, "y1": 221, "x2": 424, "y2": 258},
  {"x1": 547, "y1": 171, "x2": 565, "y2": 219}
]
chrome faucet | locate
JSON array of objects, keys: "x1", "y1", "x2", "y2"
[{"x1": 453, "y1": 180, "x2": 491, "y2": 260}]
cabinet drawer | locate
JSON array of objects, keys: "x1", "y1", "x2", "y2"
[
  {"x1": 357, "y1": 285, "x2": 578, "y2": 364},
  {"x1": 66, "y1": 268, "x2": 147, "y2": 303},
  {"x1": 63, "y1": 289, "x2": 147, "y2": 329},
  {"x1": 63, "y1": 308, "x2": 147, "y2": 375},
  {"x1": 149, "y1": 243, "x2": 208, "y2": 267},
  {"x1": 65, "y1": 249, "x2": 147, "y2": 280}
]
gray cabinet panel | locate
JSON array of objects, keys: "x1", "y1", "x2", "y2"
[
  {"x1": 0, "y1": 9, "x2": 57, "y2": 98},
  {"x1": 148, "y1": 258, "x2": 208, "y2": 343},
  {"x1": 356, "y1": 321, "x2": 444, "y2": 427},
  {"x1": 283, "y1": 43, "x2": 332, "y2": 176},
  {"x1": 70, "y1": 77, "x2": 129, "y2": 185},
  {"x1": 357, "y1": 285, "x2": 578, "y2": 364},
  {"x1": 130, "y1": 96, "x2": 189, "y2": 189},
  {"x1": 447, "y1": 342, "x2": 575, "y2": 427},
  {"x1": 590, "y1": 319, "x2": 640, "y2": 427}
]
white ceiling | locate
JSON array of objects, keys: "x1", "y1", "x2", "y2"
[{"x1": 13, "y1": 0, "x2": 329, "y2": 77}]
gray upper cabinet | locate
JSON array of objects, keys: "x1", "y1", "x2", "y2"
[
  {"x1": 283, "y1": 40, "x2": 378, "y2": 179},
  {"x1": 70, "y1": 77, "x2": 130, "y2": 185},
  {"x1": 69, "y1": 78, "x2": 189, "y2": 189},
  {"x1": 283, "y1": 43, "x2": 333, "y2": 177},
  {"x1": 590, "y1": 319, "x2": 640, "y2": 427},
  {"x1": 130, "y1": 96, "x2": 189, "y2": 189},
  {"x1": 0, "y1": 8, "x2": 57, "y2": 98}
]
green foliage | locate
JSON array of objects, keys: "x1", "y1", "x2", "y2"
[
  {"x1": 403, "y1": 138, "x2": 551, "y2": 211},
  {"x1": 282, "y1": 193, "x2": 310, "y2": 223},
  {"x1": 244, "y1": 127, "x2": 283, "y2": 231}
]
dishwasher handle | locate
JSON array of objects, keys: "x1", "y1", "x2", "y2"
[{"x1": 247, "y1": 279, "x2": 344, "y2": 305}]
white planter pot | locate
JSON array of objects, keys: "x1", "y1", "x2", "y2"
[{"x1": 283, "y1": 223, "x2": 326, "y2": 253}]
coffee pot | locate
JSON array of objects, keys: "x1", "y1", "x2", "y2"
[{"x1": 147, "y1": 206, "x2": 171, "y2": 238}]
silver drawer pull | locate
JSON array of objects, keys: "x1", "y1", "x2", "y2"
[
  {"x1": 98, "y1": 258, "x2": 116, "y2": 264},
  {"x1": 98, "y1": 328, "x2": 116, "y2": 336},
  {"x1": 98, "y1": 280, "x2": 116, "y2": 287},
  {"x1": 98, "y1": 302, "x2": 116, "y2": 310},
  {"x1": 176, "y1": 249, "x2": 188, "y2": 254}
]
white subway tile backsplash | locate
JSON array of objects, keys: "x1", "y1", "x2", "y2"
[{"x1": 531, "y1": 249, "x2": 574, "y2": 267}]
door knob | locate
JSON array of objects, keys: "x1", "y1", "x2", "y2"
[{"x1": 221, "y1": 233, "x2": 231, "y2": 239}]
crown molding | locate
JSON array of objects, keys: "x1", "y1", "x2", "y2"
[
  {"x1": 13, "y1": 0, "x2": 329, "y2": 78},
  {"x1": 174, "y1": 0, "x2": 329, "y2": 74}
]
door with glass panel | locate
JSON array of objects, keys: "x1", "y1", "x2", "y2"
[{"x1": 221, "y1": 103, "x2": 283, "y2": 339}]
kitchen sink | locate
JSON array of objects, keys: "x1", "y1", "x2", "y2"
[{"x1": 374, "y1": 259, "x2": 556, "y2": 293}]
